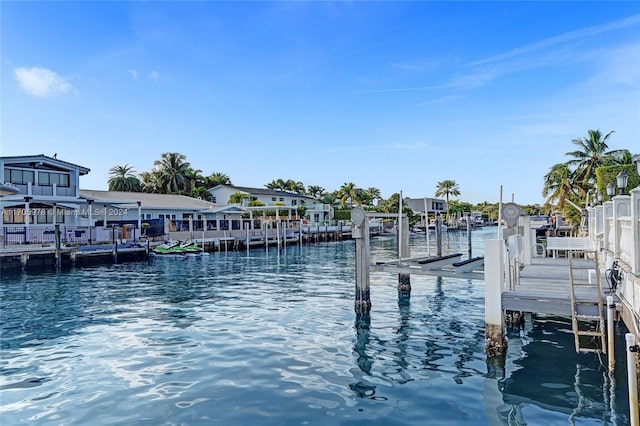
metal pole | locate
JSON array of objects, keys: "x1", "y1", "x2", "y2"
[
  {"x1": 607, "y1": 295, "x2": 615, "y2": 371},
  {"x1": 626, "y1": 333, "x2": 639, "y2": 426}
]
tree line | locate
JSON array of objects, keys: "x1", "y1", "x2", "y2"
[{"x1": 108, "y1": 129, "x2": 635, "y2": 226}]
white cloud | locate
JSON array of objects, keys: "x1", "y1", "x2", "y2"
[
  {"x1": 13, "y1": 66, "x2": 75, "y2": 98},
  {"x1": 128, "y1": 69, "x2": 138, "y2": 80},
  {"x1": 149, "y1": 70, "x2": 160, "y2": 82},
  {"x1": 471, "y1": 13, "x2": 640, "y2": 67}
]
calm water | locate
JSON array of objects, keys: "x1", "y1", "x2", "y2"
[{"x1": 0, "y1": 228, "x2": 631, "y2": 425}]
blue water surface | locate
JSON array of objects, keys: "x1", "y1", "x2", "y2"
[{"x1": 0, "y1": 228, "x2": 631, "y2": 425}]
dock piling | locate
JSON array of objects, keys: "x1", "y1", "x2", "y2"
[
  {"x1": 485, "y1": 239, "x2": 507, "y2": 357},
  {"x1": 607, "y1": 295, "x2": 615, "y2": 371},
  {"x1": 626, "y1": 333, "x2": 639, "y2": 426},
  {"x1": 398, "y1": 215, "x2": 411, "y2": 299},
  {"x1": 352, "y1": 207, "x2": 371, "y2": 313}
]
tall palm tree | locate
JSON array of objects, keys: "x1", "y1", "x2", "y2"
[
  {"x1": 542, "y1": 163, "x2": 583, "y2": 213},
  {"x1": 154, "y1": 152, "x2": 191, "y2": 194},
  {"x1": 206, "y1": 172, "x2": 231, "y2": 188},
  {"x1": 365, "y1": 187, "x2": 382, "y2": 206},
  {"x1": 108, "y1": 164, "x2": 141, "y2": 192},
  {"x1": 565, "y1": 130, "x2": 620, "y2": 191},
  {"x1": 338, "y1": 182, "x2": 361, "y2": 207},
  {"x1": 184, "y1": 168, "x2": 204, "y2": 194},
  {"x1": 435, "y1": 179, "x2": 460, "y2": 223},
  {"x1": 307, "y1": 185, "x2": 325, "y2": 199}
]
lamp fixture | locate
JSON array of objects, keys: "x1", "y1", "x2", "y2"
[
  {"x1": 606, "y1": 182, "x2": 615, "y2": 200},
  {"x1": 617, "y1": 171, "x2": 629, "y2": 195}
]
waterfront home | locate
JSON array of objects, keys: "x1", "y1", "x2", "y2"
[
  {"x1": 0, "y1": 154, "x2": 248, "y2": 245},
  {"x1": 208, "y1": 184, "x2": 334, "y2": 223},
  {"x1": 78, "y1": 190, "x2": 247, "y2": 240},
  {"x1": 1, "y1": 154, "x2": 90, "y2": 244},
  {"x1": 208, "y1": 184, "x2": 316, "y2": 206}
]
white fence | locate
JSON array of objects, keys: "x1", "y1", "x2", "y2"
[{"x1": 588, "y1": 187, "x2": 640, "y2": 335}]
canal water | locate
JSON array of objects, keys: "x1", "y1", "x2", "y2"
[{"x1": 0, "y1": 228, "x2": 632, "y2": 425}]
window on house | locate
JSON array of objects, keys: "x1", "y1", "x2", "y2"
[
  {"x1": 211, "y1": 197, "x2": 217, "y2": 203},
  {"x1": 5, "y1": 169, "x2": 34, "y2": 184},
  {"x1": 272, "y1": 197, "x2": 276, "y2": 201},
  {"x1": 292, "y1": 200, "x2": 297, "y2": 206},
  {"x1": 38, "y1": 172, "x2": 70, "y2": 187},
  {"x1": 279, "y1": 197, "x2": 283, "y2": 202}
]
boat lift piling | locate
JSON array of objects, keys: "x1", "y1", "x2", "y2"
[{"x1": 352, "y1": 207, "x2": 371, "y2": 313}]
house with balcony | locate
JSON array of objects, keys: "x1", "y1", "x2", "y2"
[
  {"x1": 1, "y1": 154, "x2": 90, "y2": 234},
  {"x1": 0, "y1": 154, "x2": 247, "y2": 245},
  {"x1": 208, "y1": 184, "x2": 333, "y2": 223}
]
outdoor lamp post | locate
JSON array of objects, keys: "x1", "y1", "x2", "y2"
[
  {"x1": 617, "y1": 171, "x2": 629, "y2": 195},
  {"x1": 606, "y1": 182, "x2": 616, "y2": 200},
  {"x1": 633, "y1": 154, "x2": 640, "y2": 176},
  {"x1": 597, "y1": 192, "x2": 603, "y2": 204}
]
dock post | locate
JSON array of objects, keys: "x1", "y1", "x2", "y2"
[
  {"x1": 245, "y1": 223, "x2": 250, "y2": 251},
  {"x1": 466, "y1": 213, "x2": 472, "y2": 258},
  {"x1": 485, "y1": 239, "x2": 507, "y2": 357},
  {"x1": 626, "y1": 333, "x2": 639, "y2": 426},
  {"x1": 352, "y1": 207, "x2": 371, "y2": 313},
  {"x1": 54, "y1": 224, "x2": 61, "y2": 270},
  {"x1": 436, "y1": 213, "x2": 442, "y2": 252},
  {"x1": 398, "y1": 214, "x2": 411, "y2": 300},
  {"x1": 607, "y1": 295, "x2": 615, "y2": 371}
]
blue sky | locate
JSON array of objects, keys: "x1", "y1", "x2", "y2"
[{"x1": 2, "y1": 1, "x2": 639, "y2": 205}]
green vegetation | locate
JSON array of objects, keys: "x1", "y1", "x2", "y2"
[{"x1": 543, "y1": 129, "x2": 636, "y2": 224}]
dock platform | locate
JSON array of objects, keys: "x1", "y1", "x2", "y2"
[{"x1": 503, "y1": 257, "x2": 612, "y2": 316}]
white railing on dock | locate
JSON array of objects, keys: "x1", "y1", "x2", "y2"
[{"x1": 587, "y1": 188, "x2": 640, "y2": 340}]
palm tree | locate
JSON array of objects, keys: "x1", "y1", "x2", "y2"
[
  {"x1": 184, "y1": 168, "x2": 204, "y2": 194},
  {"x1": 140, "y1": 169, "x2": 164, "y2": 193},
  {"x1": 266, "y1": 178, "x2": 288, "y2": 191},
  {"x1": 365, "y1": 187, "x2": 382, "y2": 207},
  {"x1": 108, "y1": 164, "x2": 141, "y2": 192},
  {"x1": 307, "y1": 185, "x2": 325, "y2": 199},
  {"x1": 228, "y1": 192, "x2": 249, "y2": 205},
  {"x1": 154, "y1": 152, "x2": 191, "y2": 194},
  {"x1": 206, "y1": 172, "x2": 231, "y2": 188},
  {"x1": 565, "y1": 130, "x2": 621, "y2": 192},
  {"x1": 542, "y1": 163, "x2": 583, "y2": 213},
  {"x1": 338, "y1": 182, "x2": 361, "y2": 207},
  {"x1": 435, "y1": 179, "x2": 460, "y2": 223},
  {"x1": 286, "y1": 180, "x2": 306, "y2": 195}
]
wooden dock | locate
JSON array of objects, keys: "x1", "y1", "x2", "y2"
[{"x1": 503, "y1": 256, "x2": 609, "y2": 317}]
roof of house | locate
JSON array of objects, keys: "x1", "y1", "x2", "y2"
[
  {"x1": 79, "y1": 190, "x2": 245, "y2": 213},
  {"x1": 1, "y1": 154, "x2": 91, "y2": 175},
  {"x1": 209, "y1": 184, "x2": 317, "y2": 201}
]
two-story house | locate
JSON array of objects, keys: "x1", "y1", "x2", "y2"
[{"x1": 208, "y1": 184, "x2": 333, "y2": 223}]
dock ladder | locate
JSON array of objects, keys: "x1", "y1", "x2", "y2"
[{"x1": 568, "y1": 250, "x2": 606, "y2": 353}]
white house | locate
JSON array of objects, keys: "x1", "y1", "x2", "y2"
[
  {"x1": 208, "y1": 184, "x2": 315, "y2": 206},
  {"x1": 78, "y1": 190, "x2": 247, "y2": 235},
  {"x1": 1, "y1": 154, "x2": 90, "y2": 230},
  {"x1": 208, "y1": 184, "x2": 334, "y2": 223},
  {"x1": 403, "y1": 197, "x2": 446, "y2": 215}
]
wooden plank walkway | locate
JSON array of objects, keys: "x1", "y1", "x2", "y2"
[{"x1": 503, "y1": 256, "x2": 610, "y2": 316}]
